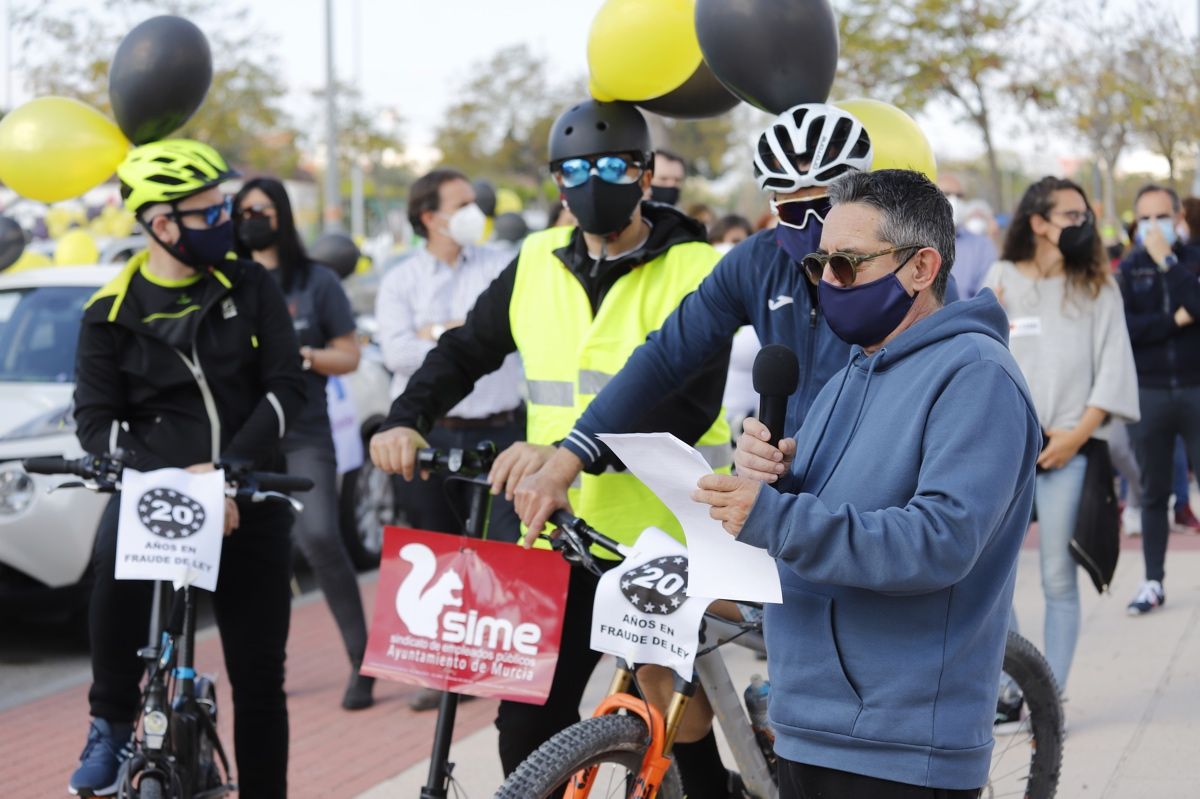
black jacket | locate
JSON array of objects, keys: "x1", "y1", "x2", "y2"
[
  {"x1": 1116, "y1": 243, "x2": 1200, "y2": 389},
  {"x1": 380, "y1": 202, "x2": 731, "y2": 474},
  {"x1": 73, "y1": 256, "x2": 307, "y2": 473}
]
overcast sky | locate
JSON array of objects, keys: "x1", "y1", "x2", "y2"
[{"x1": 4, "y1": 0, "x2": 1199, "y2": 175}]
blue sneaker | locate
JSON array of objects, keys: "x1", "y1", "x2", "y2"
[{"x1": 68, "y1": 718, "x2": 133, "y2": 796}]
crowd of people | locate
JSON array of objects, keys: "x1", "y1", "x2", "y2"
[{"x1": 60, "y1": 93, "x2": 1200, "y2": 799}]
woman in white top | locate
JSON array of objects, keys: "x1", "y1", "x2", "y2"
[{"x1": 983, "y1": 176, "x2": 1139, "y2": 694}]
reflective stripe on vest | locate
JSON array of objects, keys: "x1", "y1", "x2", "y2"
[{"x1": 509, "y1": 225, "x2": 730, "y2": 552}]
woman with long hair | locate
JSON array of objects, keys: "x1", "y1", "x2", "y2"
[
  {"x1": 983, "y1": 177, "x2": 1138, "y2": 702},
  {"x1": 234, "y1": 177, "x2": 374, "y2": 710}
]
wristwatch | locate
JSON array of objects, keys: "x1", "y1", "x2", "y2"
[
  {"x1": 430, "y1": 323, "x2": 447, "y2": 341},
  {"x1": 300, "y1": 347, "x2": 313, "y2": 371}
]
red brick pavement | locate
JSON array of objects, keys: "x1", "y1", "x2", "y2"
[{"x1": 0, "y1": 577, "x2": 499, "y2": 799}]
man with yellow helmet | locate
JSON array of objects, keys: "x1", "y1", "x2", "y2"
[{"x1": 68, "y1": 139, "x2": 305, "y2": 798}]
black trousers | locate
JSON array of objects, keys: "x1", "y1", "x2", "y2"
[
  {"x1": 495, "y1": 561, "x2": 608, "y2": 775},
  {"x1": 88, "y1": 495, "x2": 293, "y2": 798},
  {"x1": 778, "y1": 759, "x2": 981, "y2": 799},
  {"x1": 1128, "y1": 385, "x2": 1200, "y2": 582},
  {"x1": 399, "y1": 415, "x2": 524, "y2": 542}
]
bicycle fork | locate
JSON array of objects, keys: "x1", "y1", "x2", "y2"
[{"x1": 565, "y1": 663, "x2": 697, "y2": 799}]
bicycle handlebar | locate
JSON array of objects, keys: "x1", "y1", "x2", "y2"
[
  {"x1": 544, "y1": 511, "x2": 628, "y2": 576},
  {"x1": 21, "y1": 453, "x2": 313, "y2": 499},
  {"x1": 416, "y1": 442, "x2": 497, "y2": 477}
]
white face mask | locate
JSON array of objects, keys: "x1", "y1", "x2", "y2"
[
  {"x1": 964, "y1": 217, "x2": 988, "y2": 236},
  {"x1": 444, "y1": 203, "x2": 487, "y2": 247}
]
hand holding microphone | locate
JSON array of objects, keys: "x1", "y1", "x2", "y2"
[{"x1": 735, "y1": 345, "x2": 800, "y2": 483}]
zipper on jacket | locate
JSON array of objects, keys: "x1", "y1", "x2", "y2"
[{"x1": 174, "y1": 345, "x2": 222, "y2": 462}]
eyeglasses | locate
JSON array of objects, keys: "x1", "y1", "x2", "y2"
[
  {"x1": 237, "y1": 202, "x2": 275, "y2": 221},
  {"x1": 1047, "y1": 208, "x2": 1093, "y2": 227},
  {"x1": 554, "y1": 155, "x2": 645, "y2": 189},
  {"x1": 172, "y1": 195, "x2": 233, "y2": 227},
  {"x1": 801, "y1": 244, "x2": 924, "y2": 287},
  {"x1": 772, "y1": 195, "x2": 830, "y2": 229}
]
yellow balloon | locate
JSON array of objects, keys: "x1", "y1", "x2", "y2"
[
  {"x1": 835, "y1": 99, "x2": 937, "y2": 182},
  {"x1": 589, "y1": 78, "x2": 616, "y2": 103},
  {"x1": 0, "y1": 97, "x2": 130, "y2": 203},
  {"x1": 5, "y1": 250, "x2": 52, "y2": 273},
  {"x1": 54, "y1": 229, "x2": 100, "y2": 266},
  {"x1": 588, "y1": 0, "x2": 702, "y2": 102},
  {"x1": 495, "y1": 188, "x2": 523, "y2": 216}
]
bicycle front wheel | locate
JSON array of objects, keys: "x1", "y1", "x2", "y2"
[
  {"x1": 494, "y1": 714, "x2": 683, "y2": 799},
  {"x1": 136, "y1": 774, "x2": 166, "y2": 799},
  {"x1": 987, "y1": 630, "x2": 1063, "y2": 799}
]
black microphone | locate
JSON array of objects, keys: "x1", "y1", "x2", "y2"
[{"x1": 752, "y1": 344, "x2": 800, "y2": 447}]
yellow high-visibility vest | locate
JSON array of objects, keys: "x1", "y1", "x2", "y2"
[{"x1": 509, "y1": 225, "x2": 731, "y2": 555}]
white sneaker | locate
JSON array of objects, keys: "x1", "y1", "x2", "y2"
[
  {"x1": 1127, "y1": 580, "x2": 1165, "y2": 615},
  {"x1": 1122, "y1": 505, "x2": 1142, "y2": 536}
]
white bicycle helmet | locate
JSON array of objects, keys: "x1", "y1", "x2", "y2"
[{"x1": 753, "y1": 103, "x2": 873, "y2": 193}]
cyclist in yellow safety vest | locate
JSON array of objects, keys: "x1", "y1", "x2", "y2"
[{"x1": 369, "y1": 100, "x2": 741, "y2": 798}]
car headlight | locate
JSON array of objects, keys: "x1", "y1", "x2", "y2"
[{"x1": 0, "y1": 466, "x2": 36, "y2": 515}]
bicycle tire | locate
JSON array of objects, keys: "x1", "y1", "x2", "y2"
[
  {"x1": 494, "y1": 714, "x2": 684, "y2": 799},
  {"x1": 988, "y1": 630, "x2": 1063, "y2": 799},
  {"x1": 137, "y1": 774, "x2": 166, "y2": 799}
]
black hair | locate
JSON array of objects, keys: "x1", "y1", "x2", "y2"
[
  {"x1": 1001, "y1": 176, "x2": 1107, "y2": 299},
  {"x1": 1134, "y1": 183, "x2": 1181, "y2": 214},
  {"x1": 655, "y1": 149, "x2": 687, "y2": 176},
  {"x1": 827, "y1": 169, "x2": 956, "y2": 302},
  {"x1": 408, "y1": 168, "x2": 469, "y2": 239},
  {"x1": 709, "y1": 214, "x2": 753, "y2": 244},
  {"x1": 233, "y1": 177, "x2": 310, "y2": 293}
]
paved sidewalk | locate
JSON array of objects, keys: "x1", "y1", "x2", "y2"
[{"x1": 2, "y1": 531, "x2": 1197, "y2": 798}]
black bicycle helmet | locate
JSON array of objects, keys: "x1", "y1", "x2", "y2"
[{"x1": 547, "y1": 100, "x2": 652, "y2": 166}]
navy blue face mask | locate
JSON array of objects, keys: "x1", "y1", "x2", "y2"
[
  {"x1": 176, "y1": 219, "x2": 235, "y2": 267},
  {"x1": 817, "y1": 254, "x2": 918, "y2": 347}
]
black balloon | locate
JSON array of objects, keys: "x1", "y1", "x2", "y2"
[
  {"x1": 310, "y1": 233, "x2": 361, "y2": 280},
  {"x1": 472, "y1": 180, "x2": 497, "y2": 217},
  {"x1": 695, "y1": 0, "x2": 838, "y2": 114},
  {"x1": 0, "y1": 217, "x2": 25, "y2": 271},
  {"x1": 493, "y1": 212, "x2": 528, "y2": 244},
  {"x1": 638, "y1": 61, "x2": 740, "y2": 119},
  {"x1": 109, "y1": 16, "x2": 213, "y2": 145}
]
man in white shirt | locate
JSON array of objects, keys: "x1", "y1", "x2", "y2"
[{"x1": 376, "y1": 169, "x2": 525, "y2": 546}]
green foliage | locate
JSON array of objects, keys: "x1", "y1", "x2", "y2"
[{"x1": 12, "y1": 0, "x2": 302, "y2": 176}]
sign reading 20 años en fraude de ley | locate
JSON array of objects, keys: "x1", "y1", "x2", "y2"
[
  {"x1": 362, "y1": 527, "x2": 570, "y2": 705},
  {"x1": 115, "y1": 468, "x2": 227, "y2": 591}
]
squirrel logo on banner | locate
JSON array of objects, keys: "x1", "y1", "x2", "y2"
[{"x1": 395, "y1": 543, "x2": 464, "y2": 638}]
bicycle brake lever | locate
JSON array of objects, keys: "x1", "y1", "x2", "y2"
[{"x1": 251, "y1": 491, "x2": 304, "y2": 514}]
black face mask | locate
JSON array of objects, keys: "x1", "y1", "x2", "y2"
[
  {"x1": 1057, "y1": 221, "x2": 1096, "y2": 263},
  {"x1": 563, "y1": 179, "x2": 644, "y2": 237},
  {"x1": 237, "y1": 216, "x2": 280, "y2": 252},
  {"x1": 649, "y1": 185, "x2": 681, "y2": 206}
]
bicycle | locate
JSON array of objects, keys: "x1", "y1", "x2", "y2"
[
  {"x1": 22, "y1": 452, "x2": 313, "y2": 799},
  {"x1": 497, "y1": 512, "x2": 1064, "y2": 799}
]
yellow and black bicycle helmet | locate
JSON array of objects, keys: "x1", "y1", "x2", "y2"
[{"x1": 118, "y1": 139, "x2": 240, "y2": 214}]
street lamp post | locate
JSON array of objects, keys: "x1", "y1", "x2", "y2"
[{"x1": 323, "y1": 0, "x2": 342, "y2": 231}]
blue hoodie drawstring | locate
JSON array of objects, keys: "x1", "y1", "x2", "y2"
[
  {"x1": 795, "y1": 351, "x2": 858, "y2": 488},
  {"x1": 808, "y1": 348, "x2": 885, "y2": 498}
]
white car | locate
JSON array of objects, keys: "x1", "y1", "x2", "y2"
[{"x1": 0, "y1": 265, "x2": 398, "y2": 620}]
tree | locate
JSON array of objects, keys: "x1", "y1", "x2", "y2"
[
  {"x1": 647, "y1": 113, "x2": 738, "y2": 180},
  {"x1": 1045, "y1": 14, "x2": 1149, "y2": 229},
  {"x1": 837, "y1": 0, "x2": 1031, "y2": 206},
  {"x1": 434, "y1": 44, "x2": 582, "y2": 185},
  {"x1": 1123, "y1": 13, "x2": 1200, "y2": 189},
  {"x1": 12, "y1": 0, "x2": 302, "y2": 176}
]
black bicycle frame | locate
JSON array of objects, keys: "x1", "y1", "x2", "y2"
[{"x1": 421, "y1": 471, "x2": 492, "y2": 799}]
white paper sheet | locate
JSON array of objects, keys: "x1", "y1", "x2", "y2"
[{"x1": 598, "y1": 433, "x2": 782, "y2": 603}]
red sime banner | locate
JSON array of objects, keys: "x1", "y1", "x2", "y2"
[{"x1": 362, "y1": 527, "x2": 570, "y2": 705}]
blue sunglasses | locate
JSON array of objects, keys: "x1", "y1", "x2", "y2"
[
  {"x1": 555, "y1": 155, "x2": 645, "y2": 189},
  {"x1": 171, "y1": 195, "x2": 233, "y2": 227}
]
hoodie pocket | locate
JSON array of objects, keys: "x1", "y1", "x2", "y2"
[{"x1": 768, "y1": 587, "x2": 863, "y2": 737}]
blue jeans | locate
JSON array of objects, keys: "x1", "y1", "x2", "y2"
[{"x1": 1019, "y1": 453, "x2": 1087, "y2": 691}]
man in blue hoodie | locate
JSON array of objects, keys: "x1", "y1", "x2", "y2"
[{"x1": 694, "y1": 169, "x2": 1040, "y2": 797}]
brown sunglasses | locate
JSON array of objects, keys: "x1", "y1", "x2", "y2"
[{"x1": 801, "y1": 244, "x2": 924, "y2": 287}]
